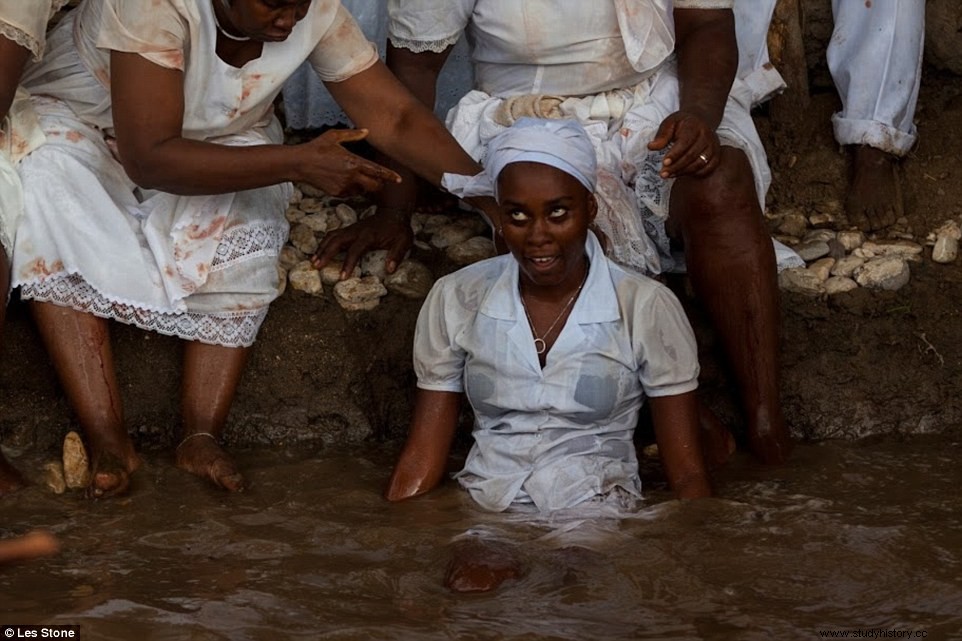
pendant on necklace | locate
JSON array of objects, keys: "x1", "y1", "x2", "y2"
[{"x1": 533, "y1": 338, "x2": 547, "y2": 355}]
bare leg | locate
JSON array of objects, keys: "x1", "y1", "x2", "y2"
[
  {"x1": 846, "y1": 145, "x2": 902, "y2": 232},
  {"x1": 0, "y1": 530, "x2": 60, "y2": 565},
  {"x1": 30, "y1": 302, "x2": 140, "y2": 497},
  {"x1": 175, "y1": 341, "x2": 248, "y2": 492},
  {"x1": 0, "y1": 247, "x2": 25, "y2": 495},
  {"x1": 697, "y1": 399, "x2": 736, "y2": 471},
  {"x1": 444, "y1": 538, "x2": 524, "y2": 593},
  {"x1": 671, "y1": 147, "x2": 792, "y2": 464}
]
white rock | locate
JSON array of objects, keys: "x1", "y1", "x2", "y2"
[
  {"x1": 360, "y1": 250, "x2": 389, "y2": 280},
  {"x1": 359, "y1": 205, "x2": 377, "y2": 220},
  {"x1": 824, "y1": 276, "x2": 859, "y2": 295},
  {"x1": 289, "y1": 186, "x2": 303, "y2": 205},
  {"x1": 384, "y1": 260, "x2": 434, "y2": 299},
  {"x1": 453, "y1": 215, "x2": 490, "y2": 237},
  {"x1": 808, "y1": 257, "x2": 835, "y2": 282},
  {"x1": 413, "y1": 239, "x2": 431, "y2": 251},
  {"x1": 285, "y1": 206, "x2": 306, "y2": 224},
  {"x1": 43, "y1": 461, "x2": 66, "y2": 494},
  {"x1": 289, "y1": 223, "x2": 318, "y2": 255},
  {"x1": 335, "y1": 204, "x2": 358, "y2": 227},
  {"x1": 795, "y1": 241, "x2": 831, "y2": 262},
  {"x1": 855, "y1": 256, "x2": 910, "y2": 291},
  {"x1": 934, "y1": 219, "x2": 961, "y2": 240},
  {"x1": 62, "y1": 431, "x2": 90, "y2": 490},
  {"x1": 836, "y1": 230, "x2": 866, "y2": 252},
  {"x1": 302, "y1": 212, "x2": 330, "y2": 233},
  {"x1": 417, "y1": 213, "x2": 451, "y2": 236},
  {"x1": 801, "y1": 229, "x2": 836, "y2": 244},
  {"x1": 278, "y1": 245, "x2": 305, "y2": 271},
  {"x1": 778, "y1": 267, "x2": 825, "y2": 296},
  {"x1": 276, "y1": 266, "x2": 287, "y2": 296},
  {"x1": 808, "y1": 212, "x2": 836, "y2": 229},
  {"x1": 288, "y1": 261, "x2": 323, "y2": 296},
  {"x1": 853, "y1": 246, "x2": 876, "y2": 259},
  {"x1": 333, "y1": 276, "x2": 388, "y2": 311},
  {"x1": 831, "y1": 255, "x2": 866, "y2": 278},
  {"x1": 299, "y1": 197, "x2": 325, "y2": 214},
  {"x1": 932, "y1": 235, "x2": 959, "y2": 264},
  {"x1": 430, "y1": 223, "x2": 476, "y2": 249},
  {"x1": 774, "y1": 211, "x2": 808, "y2": 237},
  {"x1": 447, "y1": 236, "x2": 496, "y2": 265},
  {"x1": 318, "y1": 260, "x2": 361, "y2": 286},
  {"x1": 861, "y1": 240, "x2": 924, "y2": 261},
  {"x1": 297, "y1": 182, "x2": 327, "y2": 198}
]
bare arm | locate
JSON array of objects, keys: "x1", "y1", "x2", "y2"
[
  {"x1": 0, "y1": 36, "x2": 31, "y2": 122},
  {"x1": 649, "y1": 391, "x2": 712, "y2": 499},
  {"x1": 648, "y1": 8, "x2": 738, "y2": 178},
  {"x1": 110, "y1": 51, "x2": 400, "y2": 196},
  {"x1": 385, "y1": 389, "x2": 461, "y2": 501}
]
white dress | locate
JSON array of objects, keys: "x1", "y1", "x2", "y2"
[
  {"x1": 734, "y1": 0, "x2": 924, "y2": 156},
  {"x1": 281, "y1": 0, "x2": 475, "y2": 129},
  {"x1": 414, "y1": 233, "x2": 700, "y2": 513},
  {"x1": 12, "y1": 0, "x2": 377, "y2": 346},
  {"x1": 0, "y1": 0, "x2": 66, "y2": 262},
  {"x1": 388, "y1": 0, "x2": 802, "y2": 276}
]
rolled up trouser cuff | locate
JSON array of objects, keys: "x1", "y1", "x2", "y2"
[{"x1": 832, "y1": 115, "x2": 917, "y2": 157}]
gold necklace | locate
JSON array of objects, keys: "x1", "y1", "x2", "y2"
[{"x1": 519, "y1": 263, "x2": 589, "y2": 355}]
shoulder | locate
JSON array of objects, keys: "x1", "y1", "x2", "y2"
[
  {"x1": 430, "y1": 253, "x2": 510, "y2": 311},
  {"x1": 606, "y1": 257, "x2": 678, "y2": 307}
]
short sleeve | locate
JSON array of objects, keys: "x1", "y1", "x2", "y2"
[
  {"x1": 387, "y1": 0, "x2": 474, "y2": 53},
  {"x1": 94, "y1": 0, "x2": 188, "y2": 71},
  {"x1": 306, "y1": 2, "x2": 378, "y2": 82},
  {"x1": 0, "y1": 0, "x2": 68, "y2": 60},
  {"x1": 633, "y1": 286, "x2": 700, "y2": 398},
  {"x1": 674, "y1": 0, "x2": 734, "y2": 9},
  {"x1": 413, "y1": 278, "x2": 467, "y2": 393}
]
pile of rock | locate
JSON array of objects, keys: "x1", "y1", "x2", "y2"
[
  {"x1": 769, "y1": 204, "x2": 961, "y2": 297},
  {"x1": 279, "y1": 184, "x2": 495, "y2": 310}
]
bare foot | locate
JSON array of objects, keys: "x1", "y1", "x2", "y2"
[
  {"x1": 0, "y1": 530, "x2": 60, "y2": 565},
  {"x1": 444, "y1": 539, "x2": 524, "y2": 593},
  {"x1": 846, "y1": 145, "x2": 902, "y2": 232},
  {"x1": 175, "y1": 433, "x2": 245, "y2": 492},
  {"x1": 87, "y1": 444, "x2": 140, "y2": 499},
  {"x1": 0, "y1": 452, "x2": 25, "y2": 496},
  {"x1": 697, "y1": 402, "x2": 736, "y2": 471}
]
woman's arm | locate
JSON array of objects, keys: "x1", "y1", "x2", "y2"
[
  {"x1": 385, "y1": 389, "x2": 461, "y2": 501},
  {"x1": 109, "y1": 51, "x2": 401, "y2": 196},
  {"x1": 649, "y1": 391, "x2": 712, "y2": 499},
  {"x1": 648, "y1": 7, "x2": 738, "y2": 179},
  {"x1": 0, "y1": 35, "x2": 31, "y2": 122}
]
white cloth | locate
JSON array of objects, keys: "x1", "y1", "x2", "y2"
[
  {"x1": 414, "y1": 232, "x2": 700, "y2": 513},
  {"x1": 442, "y1": 118, "x2": 597, "y2": 201},
  {"x1": 12, "y1": 0, "x2": 378, "y2": 346},
  {"x1": 282, "y1": 0, "x2": 475, "y2": 129},
  {"x1": 0, "y1": 0, "x2": 66, "y2": 258},
  {"x1": 390, "y1": 0, "x2": 802, "y2": 276},
  {"x1": 734, "y1": 0, "x2": 924, "y2": 156}
]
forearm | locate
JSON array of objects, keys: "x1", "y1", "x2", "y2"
[
  {"x1": 385, "y1": 389, "x2": 460, "y2": 501},
  {"x1": 119, "y1": 137, "x2": 307, "y2": 195},
  {"x1": 650, "y1": 392, "x2": 712, "y2": 499},
  {"x1": 674, "y1": 8, "x2": 738, "y2": 130}
]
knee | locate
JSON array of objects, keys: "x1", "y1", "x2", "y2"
[{"x1": 674, "y1": 147, "x2": 761, "y2": 229}]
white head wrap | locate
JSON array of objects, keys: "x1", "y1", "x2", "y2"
[{"x1": 441, "y1": 118, "x2": 597, "y2": 202}]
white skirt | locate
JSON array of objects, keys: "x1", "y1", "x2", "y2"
[{"x1": 12, "y1": 97, "x2": 291, "y2": 347}]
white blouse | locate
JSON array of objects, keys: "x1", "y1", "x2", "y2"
[
  {"x1": 414, "y1": 233, "x2": 700, "y2": 513},
  {"x1": 388, "y1": 0, "x2": 734, "y2": 97}
]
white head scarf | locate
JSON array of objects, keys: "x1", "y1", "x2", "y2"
[{"x1": 442, "y1": 118, "x2": 597, "y2": 202}]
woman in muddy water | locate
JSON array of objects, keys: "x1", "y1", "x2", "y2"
[
  {"x1": 386, "y1": 119, "x2": 720, "y2": 593},
  {"x1": 8, "y1": 0, "x2": 488, "y2": 498},
  {"x1": 0, "y1": 0, "x2": 72, "y2": 495}
]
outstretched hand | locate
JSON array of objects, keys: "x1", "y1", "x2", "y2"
[
  {"x1": 648, "y1": 111, "x2": 721, "y2": 179},
  {"x1": 301, "y1": 129, "x2": 402, "y2": 197},
  {"x1": 311, "y1": 208, "x2": 414, "y2": 280}
]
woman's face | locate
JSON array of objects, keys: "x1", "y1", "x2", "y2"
[
  {"x1": 496, "y1": 161, "x2": 596, "y2": 291},
  {"x1": 228, "y1": 0, "x2": 312, "y2": 42}
]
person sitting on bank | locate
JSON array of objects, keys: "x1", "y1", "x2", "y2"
[{"x1": 385, "y1": 119, "x2": 714, "y2": 591}]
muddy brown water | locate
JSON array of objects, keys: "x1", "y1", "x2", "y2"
[{"x1": 1, "y1": 436, "x2": 961, "y2": 640}]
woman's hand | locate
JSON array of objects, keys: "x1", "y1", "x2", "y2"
[
  {"x1": 299, "y1": 129, "x2": 402, "y2": 197},
  {"x1": 647, "y1": 110, "x2": 721, "y2": 179},
  {"x1": 311, "y1": 207, "x2": 413, "y2": 280}
]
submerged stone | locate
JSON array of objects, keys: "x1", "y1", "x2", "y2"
[{"x1": 62, "y1": 431, "x2": 90, "y2": 490}]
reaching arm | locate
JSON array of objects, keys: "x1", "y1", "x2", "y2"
[
  {"x1": 648, "y1": 8, "x2": 738, "y2": 179},
  {"x1": 649, "y1": 392, "x2": 712, "y2": 499},
  {"x1": 110, "y1": 51, "x2": 401, "y2": 196},
  {"x1": 0, "y1": 35, "x2": 32, "y2": 122},
  {"x1": 385, "y1": 389, "x2": 461, "y2": 501}
]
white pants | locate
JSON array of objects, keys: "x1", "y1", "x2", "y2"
[{"x1": 734, "y1": 0, "x2": 924, "y2": 156}]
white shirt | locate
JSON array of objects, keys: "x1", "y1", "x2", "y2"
[{"x1": 414, "y1": 233, "x2": 699, "y2": 513}]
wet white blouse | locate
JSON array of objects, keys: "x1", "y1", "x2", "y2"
[
  {"x1": 414, "y1": 233, "x2": 700, "y2": 513},
  {"x1": 388, "y1": 0, "x2": 734, "y2": 96}
]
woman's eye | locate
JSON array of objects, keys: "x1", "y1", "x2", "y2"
[
  {"x1": 548, "y1": 207, "x2": 569, "y2": 219},
  {"x1": 509, "y1": 210, "x2": 529, "y2": 222}
]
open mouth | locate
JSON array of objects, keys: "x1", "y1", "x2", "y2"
[{"x1": 527, "y1": 256, "x2": 559, "y2": 271}]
